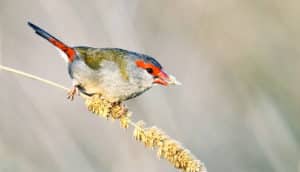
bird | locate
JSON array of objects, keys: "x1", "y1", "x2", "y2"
[{"x1": 27, "y1": 22, "x2": 181, "y2": 103}]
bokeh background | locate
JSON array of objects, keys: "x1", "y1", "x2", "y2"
[{"x1": 1, "y1": 0, "x2": 300, "y2": 172}]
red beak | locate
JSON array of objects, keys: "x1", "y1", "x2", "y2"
[
  {"x1": 153, "y1": 71, "x2": 169, "y2": 86},
  {"x1": 153, "y1": 71, "x2": 181, "y2": 86}
]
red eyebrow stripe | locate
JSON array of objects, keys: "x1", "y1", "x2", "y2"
[{"x1": 135, "y1": 60, "x2": 161, "y2": 76}]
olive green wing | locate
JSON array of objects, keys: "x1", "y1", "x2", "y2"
[{"x1": 74, "y1": 47, "x2": 129, "y2": 80}]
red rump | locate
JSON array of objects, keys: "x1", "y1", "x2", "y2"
[{"x1": 49, "y1": 38, "x2": 75, "y2": 62}]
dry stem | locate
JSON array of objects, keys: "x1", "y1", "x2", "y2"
[{"x1": 0, "y1": 64, "x2": 207, "y2": 172}]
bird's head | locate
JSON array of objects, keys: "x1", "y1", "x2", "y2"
[{"x1": 135, "y1": 56, "x2": 181, "y2": 86}]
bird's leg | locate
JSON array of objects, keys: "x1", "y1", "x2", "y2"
[
  {"x1": 119, "y1": 102, "x2": 128, "y2": 115},
  {"x1": 67, "y1": 86, "x2": 78, "y2": 100},
  {"x1": 67, "y1": 80, "x2": 80, "y2": 101}
]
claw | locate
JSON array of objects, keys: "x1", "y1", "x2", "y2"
[
  {"x1": 120, "y1": 103, "x2": 128, "y2": 115},
  {"x1": 67, "y1": 86, "x2": 78, "y2": 101}
]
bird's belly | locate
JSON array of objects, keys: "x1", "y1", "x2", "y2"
[
  {"x1": 70, "y1": 60, "x2": 151, "y2": 102},
  {"x1": 80, "y1": 76, "x2": 149, "y2": 102}
]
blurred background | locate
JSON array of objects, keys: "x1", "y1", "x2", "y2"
[{"x1": 0, "y1": 0, "x2": 300, "y2": 171}]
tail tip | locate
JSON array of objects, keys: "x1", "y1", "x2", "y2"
[{"x1": 27, "y1": 21, "x2": 38, "y2": 30}]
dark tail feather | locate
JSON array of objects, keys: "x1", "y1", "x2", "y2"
[
  {"x1": 27, "y1": 22, "x2": 76, "y2": 62},
  {"x1": 28, "y1": 22, "x2": 53, "y2": 40}
]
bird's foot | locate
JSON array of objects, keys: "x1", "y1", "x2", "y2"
[
  {"x1": 119, "y1": 103, "x2": 128, "y2": 115},
  {"x1": 67, "y1": 86, "x2": 79, "y2": 101},
  {"x1": 111, "y1": 101, "x2": 128, "y2": 119}
]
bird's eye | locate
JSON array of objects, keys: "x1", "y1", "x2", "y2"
[{"x1": 146, "y1": 68, "x2": 153, "y2": 74}]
